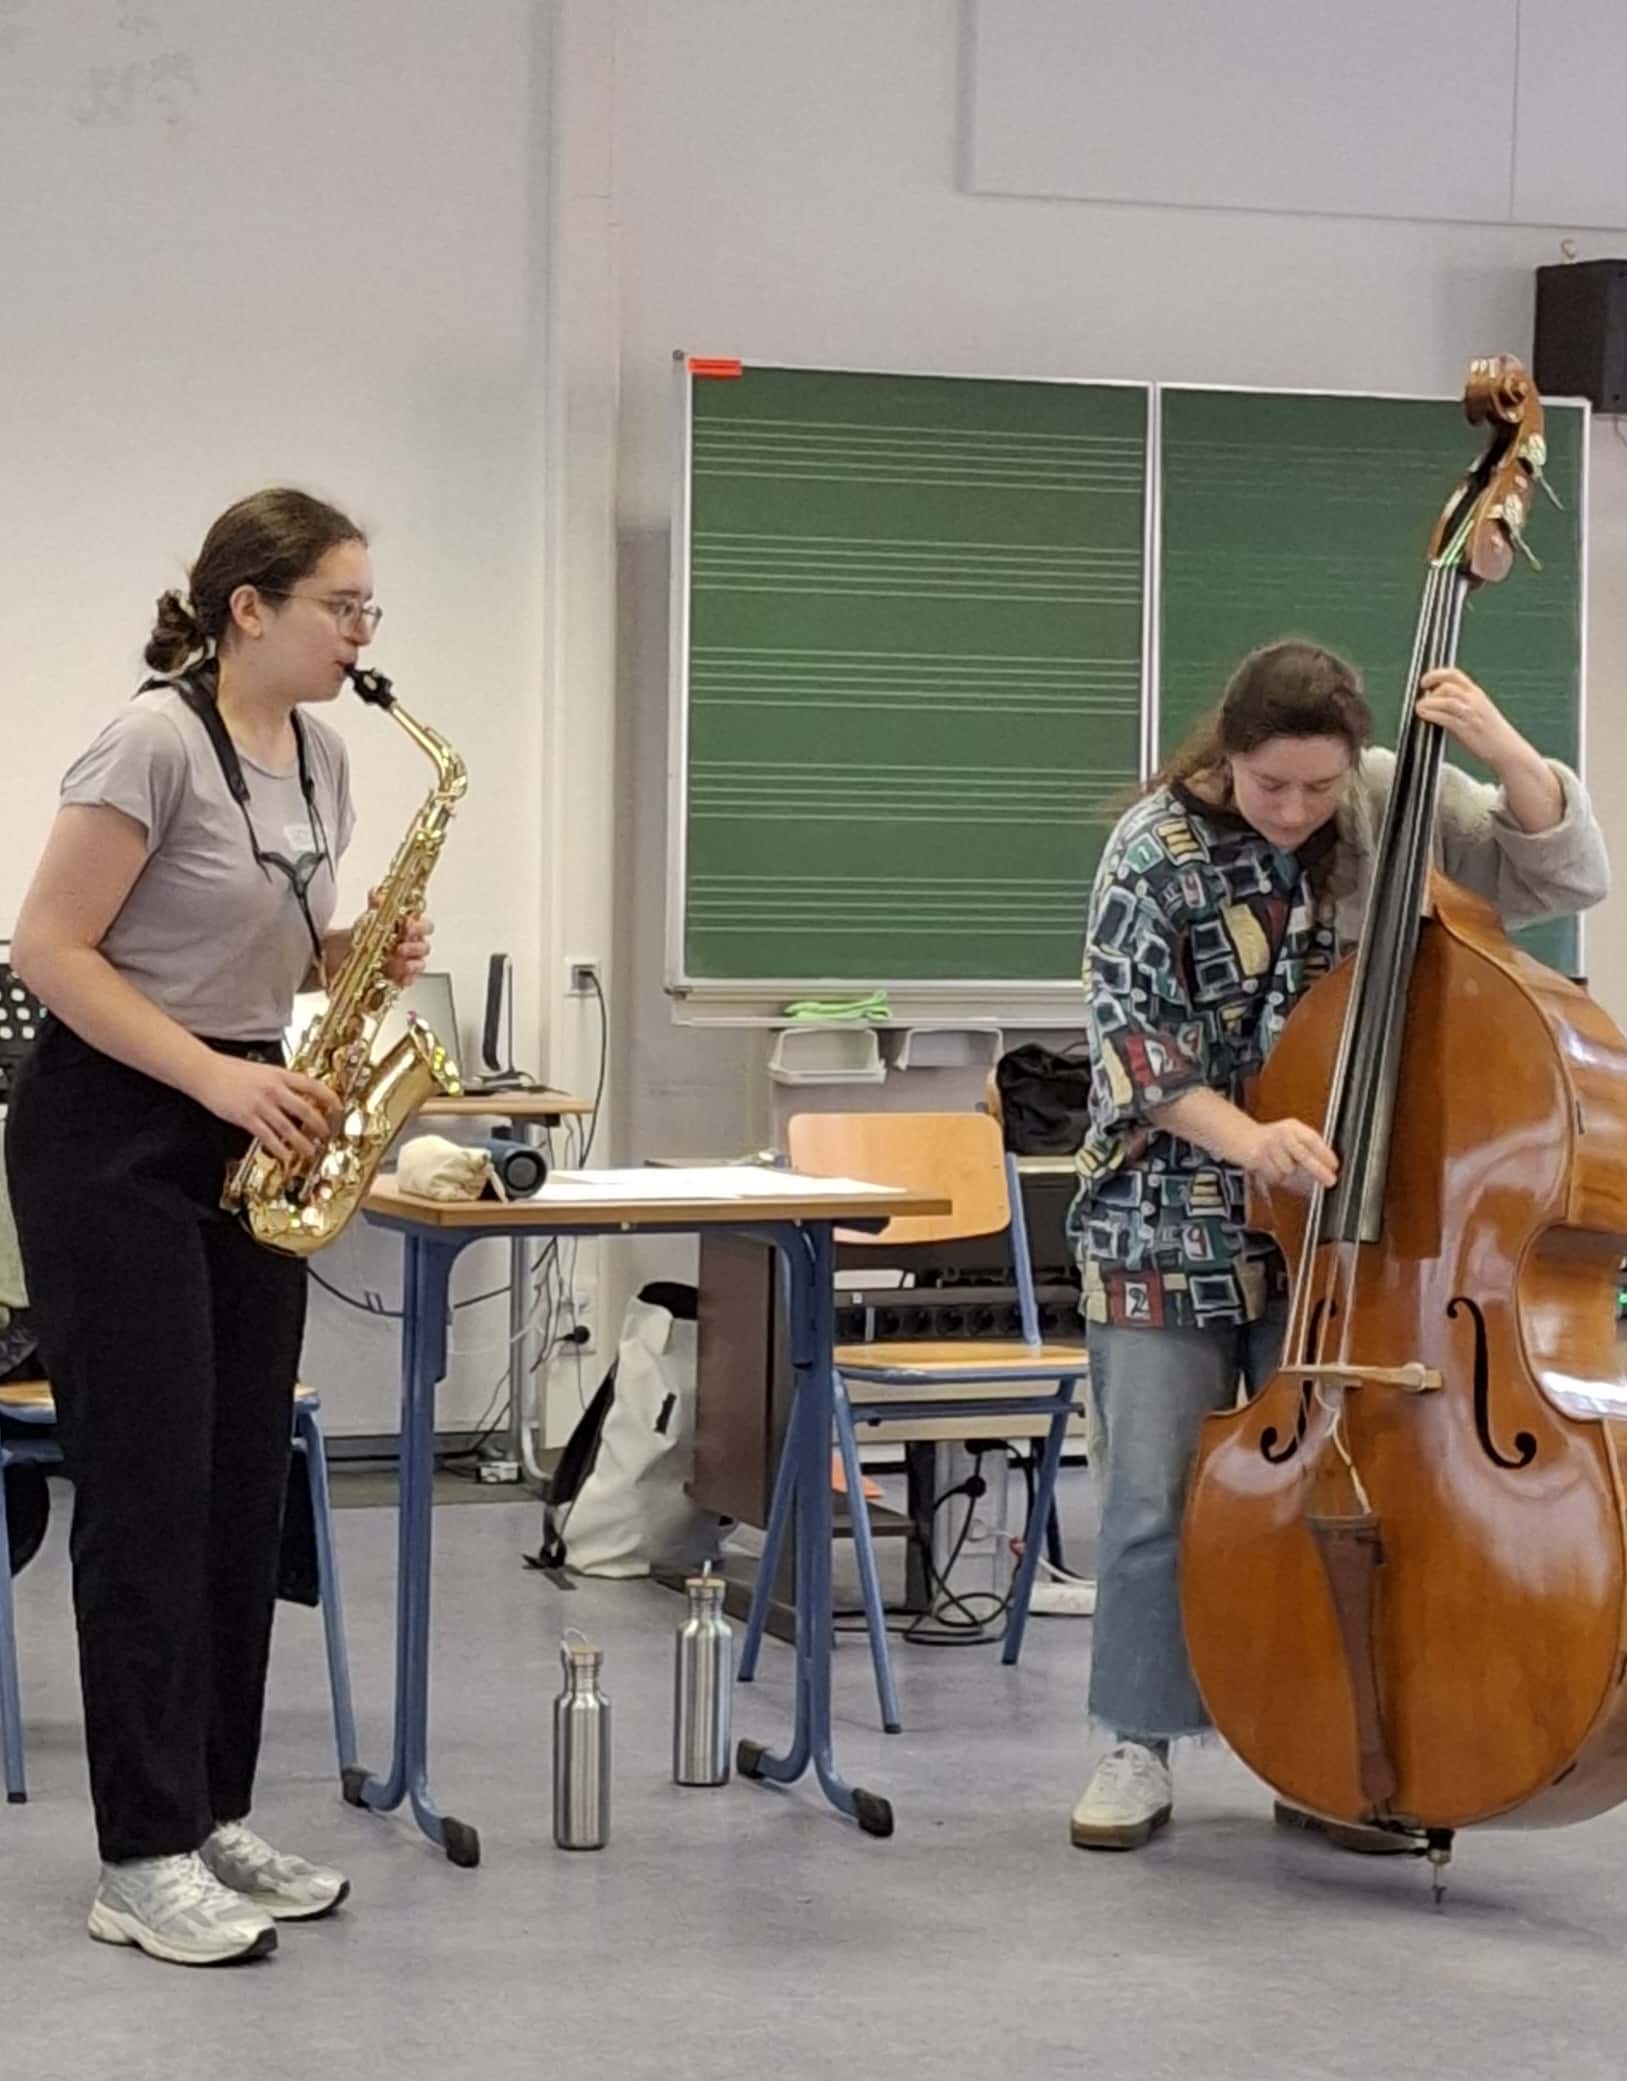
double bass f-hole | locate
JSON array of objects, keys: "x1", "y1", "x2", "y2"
[
  {"x1": 1447, "y1": 1296, "x2": 1538, "y2": 1471},
  {"x1": 1260, "y1": 1295, "x2": 1338, "y2": 1465}
]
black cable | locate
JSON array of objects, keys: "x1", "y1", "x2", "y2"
[
  {"x1": 436, "y1": 1364, "x2": 515, "y2": 1472},
  {"x1": 1010, "y1": 1440, "x2": 1078, "y2": 1581},
  {"x1": 834, "y1": 1444, "x2": 1086, "y2": 1638},
  {"x1": 830, "y1": 1452, "x2": 1017, "y2": 1648},
  {"x1": 454, "y1": 1282, "x2": 518, "y2": 1313},
  {"x1": 309, "y1": 1267, "x2": 400, "y2": 1319},
  {"x1": 578, "y1": 970, "x2": 608, "y2": 1164},
  {"x1": 308, "y1": 1266, "x2": 516, "y2": 1320},
  {"x1": 902, "y1": 1461, "x2": 1014, "y2": 1643}
]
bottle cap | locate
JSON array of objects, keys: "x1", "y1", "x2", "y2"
[{"x1": 561, "y1": 1627, "x2": 602, "y2": 1670}]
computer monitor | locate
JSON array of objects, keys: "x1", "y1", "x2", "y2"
[{"x1": 285, "y1": 970, "x2": 462, "y2": 1070}]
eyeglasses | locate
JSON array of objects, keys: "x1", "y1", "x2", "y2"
[{"x1": 259, "y1": 589, "x2": 384, "y2": 637}]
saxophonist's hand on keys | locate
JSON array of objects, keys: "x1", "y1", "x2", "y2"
[
  {"x1": 385, "y1": 910, "x2": 433, "y2": 987},
  {"x1": 358, "y1": 885, "x2": 433, "y2": 988},
  {"x1": 199, "y1": 1060, "x2": 345, "y2": 1169}
]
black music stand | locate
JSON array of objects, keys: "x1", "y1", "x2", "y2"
[{"x1": 0, "y1": 953, "x2": 46, "y2": 1108}]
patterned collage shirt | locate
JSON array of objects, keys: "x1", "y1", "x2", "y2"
[{"x1": 1070, "y1": 784, "x2": 1339, "y2": 1330}]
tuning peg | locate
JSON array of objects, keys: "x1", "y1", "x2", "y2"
[
  {"x1": 1534, "y1": 471, "x2": 1565, "y2": 511},
  {"x1": 1509, "y1": 527, "x2": 1544, "y2": 571}
]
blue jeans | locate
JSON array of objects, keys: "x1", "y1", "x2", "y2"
[{"x1": 1086, "y1": 1306, "x2": 1286, "y2": 1743}]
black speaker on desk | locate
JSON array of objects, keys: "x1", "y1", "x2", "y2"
[{"x1": 1534, "y1": 260, "x2": 1627, "y2": 412}]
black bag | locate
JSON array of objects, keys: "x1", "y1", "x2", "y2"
[
  {"x1": 2, "y1": 1430, "x2": 50, "y2": 1577},
  {"x1": 994, "y1": 1042, "x2": 1094, "y2": 1156},
  {"x1": 276, "y1": 1451, "x2": 320, "y2": 1607},
  {"x1": 0, "y1": 1325, "x2": 51, "y2": 1577}
]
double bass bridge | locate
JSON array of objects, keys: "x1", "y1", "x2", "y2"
[{"x1": 1292, "y1": 1362, "x2": 1442, "y2": 1395}]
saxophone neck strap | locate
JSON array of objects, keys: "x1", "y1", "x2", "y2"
[
  {"x1": 143, "y1": 669, "x2": 330, "y2": 967},
  {"x1": 152, "y1": 669, "x2": 317, "y2": 812}
]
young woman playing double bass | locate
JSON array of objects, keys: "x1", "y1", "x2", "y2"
[{"x1": 1068, "y1": 637, "x2": 1608, "y2": 1851}]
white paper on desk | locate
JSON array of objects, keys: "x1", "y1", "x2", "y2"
[{"x1": 541, "y1": 1167, "x2": 905, "y2": 1202}]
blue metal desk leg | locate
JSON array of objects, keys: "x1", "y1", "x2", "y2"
[
  {"x1": 0, "y1": 1453, "x2": 26, "y2": 1803},
  {"x1": 345, "y1": 1232, "x2": 482, "y2": 1867},
  {"x1": 736, "y1": 1223, "x2": 894, "y2": 1838},
  {"x1": 737, "y1": 1358, "x2": 801, "y2": 1685}
]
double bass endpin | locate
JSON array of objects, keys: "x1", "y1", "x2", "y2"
[{"x1": 1425, "y1": 1828, "x2": 1455, "y2": 1908}]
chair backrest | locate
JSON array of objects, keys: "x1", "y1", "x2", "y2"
[{"x1": 787, "y1": 1111, "x2": 1010, "y2": 1249}]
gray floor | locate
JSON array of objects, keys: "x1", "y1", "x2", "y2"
[{"x1": 5, "y1": 1470, "x2": 1627, "y2": 2081}]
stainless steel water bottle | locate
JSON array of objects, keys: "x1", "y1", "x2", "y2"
[
  {"x1": 553, "y1": 1631, "x2": 611, "y2": 1848},
  {"x1": 673, "y1": 1564, "x2": 733, "y2": 1786}
]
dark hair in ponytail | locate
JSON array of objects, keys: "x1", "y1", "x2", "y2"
[
  {"x1": 144, "y1": 589, "x2": 208, "y2": 674},
  {"x1": 144, "y1": 487, "x2": 366, "y2": 673},
  {"x1": 1146, "y1": 638, "x2": 1374, "y2": 802}
]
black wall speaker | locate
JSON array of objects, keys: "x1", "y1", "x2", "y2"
[{"x1": 1534, "y1": 260, "x2": 1627, "y2": 414}]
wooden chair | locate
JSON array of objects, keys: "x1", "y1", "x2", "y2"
[
  {"x1": 738, "y1": 1110, "x2": 1086, "y2": 1732},
  {"x1": 0, "y1": 1379, "x2": 357, "y2": 1805}
]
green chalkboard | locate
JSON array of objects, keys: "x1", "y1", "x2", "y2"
[
  {"x1": 1158, "y1": 388, "x2": 1586, "y2": 976},
  {"x1": 670, "y1": 367, "x2": 1588, "y2": 999},
  {"x1": 675, "y1": 364, "x2": 1150, "y2": 990}
]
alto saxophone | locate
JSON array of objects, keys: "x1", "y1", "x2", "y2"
[{"x1": 223, "y1": 665, "x2": 468, "y2": 1255}]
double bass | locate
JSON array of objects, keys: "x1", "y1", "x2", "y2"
[{"x1": 1180, "y1": 356, "x2": 1627, "y2": 1891}]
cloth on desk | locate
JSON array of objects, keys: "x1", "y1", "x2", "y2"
[{"x1": 396, "y1": 1133, "x2": 506, "y2": 1203}]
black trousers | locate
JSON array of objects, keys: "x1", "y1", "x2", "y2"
[{"x1": 4, "y1": 1019, "x2": 306, "y2": 1862}]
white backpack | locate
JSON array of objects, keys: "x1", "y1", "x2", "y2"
[{"x1": 553, "y1": 1283, "x2": 724, "y2": 1579}]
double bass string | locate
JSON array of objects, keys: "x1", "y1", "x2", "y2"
[
  {"x1": 1326, "y1": 560, "x2": 1464, "y2": 1361},
  {"x1": 1276, "y1": 551, "x2": 1469, "y2": 1505},
  {"x1": 1281, "y1": 560, "x2": 1450, "y2": 1375}
]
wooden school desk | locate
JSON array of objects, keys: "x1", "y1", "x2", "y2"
[{"x1": 352, "y1": 1166, "x2": 949, "y2": 1866}]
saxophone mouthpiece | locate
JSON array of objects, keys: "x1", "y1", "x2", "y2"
[{"x1": 346, "y1": 664, "x2": 396, "y2": 709}]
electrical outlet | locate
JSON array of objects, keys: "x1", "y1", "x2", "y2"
[
  {"x1": 564, "y1": 1289, "x2": 595, "y2": 1355},
  {"x1": 566, "y1": 957, "x2": 601, "y2": 997}
]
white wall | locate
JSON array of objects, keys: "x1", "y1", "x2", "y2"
[
  {"x1": 1, "y1": 0, "x2": 562, "y2": 1432},
  {"x1": 965, "y1": 0, "x2": 1627, "y2": 231},
  {"x1": 591, "y1": 0, "x2": 1627, "y2": 1210},
  {"x1": 9, "y1": 2, "x2": 1627, "y2": 1434}
]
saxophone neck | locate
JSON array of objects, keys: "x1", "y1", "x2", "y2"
[
  {"x1": 346, "y1": 664, "x2": 467, "y2": 800},
  {"x1": 388, "y1": 701, "x2": 468, "y2": 802}
]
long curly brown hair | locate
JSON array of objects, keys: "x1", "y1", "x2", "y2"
[{"x1": 1148, "y1": 638, "x2": 1374, "y2": 805}]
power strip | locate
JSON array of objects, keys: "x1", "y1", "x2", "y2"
[{"x1": 1028, "y1": 1579, "x2": 1097, "y2": 1617}]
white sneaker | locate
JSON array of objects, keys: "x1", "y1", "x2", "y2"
[
  {"x1": 1069, "y1": 1741, "x2": 1174, "y2": 1850},
  {"x1": 201, "y1": 1821, "x2": 350, "y2": 1922},
  {"x1": 88, "y1": 1852, "x2": 277, "y2": 1965}
]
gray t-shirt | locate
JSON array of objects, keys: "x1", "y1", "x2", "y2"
[{"x1": 60, "y1": 686, "x2": 356, "y2": 1043}]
